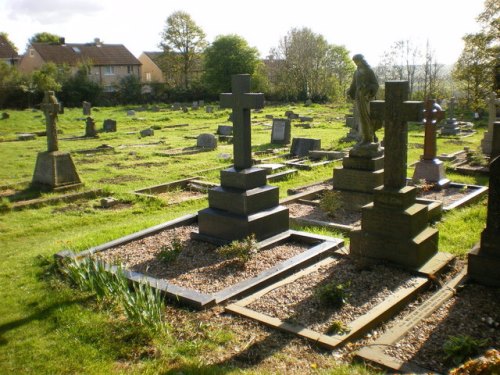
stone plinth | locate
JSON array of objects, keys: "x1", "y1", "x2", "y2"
[
  {"x1": 412, "y1": 158, "x2": 450, "y2": 188},
  {"x1": 197, "y1": 167, "x2": 289, "y2": 242},
  {"x1": 350, "y1": 186, "x2": 438, "y2": 269},
  {"x1": 32, "y1": 151, "x2": 81, "y2": 189}
]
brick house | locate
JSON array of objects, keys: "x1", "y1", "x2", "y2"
[
  {"x1": 0, "y1": 34, "x2": 19, "y2": 66},
  {"x1": 18, "y1": 38, "x2": 141, "y2": 91},
  {"x1": 138, "y1": 51, "x2": 166, "y2": 83}
]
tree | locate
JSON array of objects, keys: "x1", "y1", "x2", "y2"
[
  {"x1": 0, "y1": 61, "x2": 22, "y2": 108},
  {"x1": 118, "y1": 75, "x2": 142, "y2": 104},
  {"x1": 0, "y1": 32, "x2": 18, "y2": 53},
  {"x1": 30, "y1": 62, "x2": 67, "y2": 93},
  {"x1": 159, "y1": 11, "x2": 207, "y2": 90},
  {"x1": 60, "y1": 63, "x2": 102, "y2": 107},
  {"x1": 28, "y1": 32, "x2": 63, "y2": 45},
  {"x1": 203, "y1": 34, "x2": 260, "y2": 94}
]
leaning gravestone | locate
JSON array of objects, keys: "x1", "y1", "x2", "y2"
[
  {"x1": 103, "y1": 119, "x2": 117, "y2": 132},
  {"x1": 468, "y1": 121, "x2": 500, "y2": 286},
  {"x1": 271, "y1": 118, "x2": 291, "y2": 144},
  {"x1": 82, "y1": 101, "x2": 91, "y2": 116},
  {"x1": 197, "y1": 74, "x2": 289, "y2": 242},
  {"x1": 290, "y1": 137, "x2": 320, "y2": 157},
  {"x1": 32, "y1": 91, "x2": 81, "y2": 190},
  {"x1": 350, "y1": 81, "x2": 438, "y2": 269},
  {"x1": 412, "y1": 99, "x2": 449, "y2": 187},
  {"x1": 197, "y1": 133, "x2": 217, "y2": 149},
  {"x1": 85, "y1": 117, "x2": 97, "y2": 137}
]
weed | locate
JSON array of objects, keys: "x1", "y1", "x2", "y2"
[
  {"x1": 217, "y1": 234, "x2": 258, "y2": 263},
  {"x1": 0, "y1": 197, "x2": 12, "y2": 212},
  {"x1": 157, "y1": 237, "x2": 183, "y2": 264},
  {"x1": 320, "y1": 190, "x2": 343, "y2": 217},
  {"x1": 443, "y1": 334, "x2": 489, "y2": 366},
  {"x1": 326, "y1": 320, "x2": 351, "y2": 335},
  {"x1": 466, "y1": 148, "x2": 488, "y2": 167},
  {"x1": 315, "y1": 281, "x2": 351, "y2": 308}
]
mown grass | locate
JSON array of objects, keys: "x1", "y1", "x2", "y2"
[{"x1": 0, "y1": 102, "x2": 489, "y2": 373}]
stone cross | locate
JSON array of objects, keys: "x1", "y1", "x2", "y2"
[
  {"x1": 422, "y1": 99, "x2": 445, "y2": 160},
  {"x1": 220, "y1": 74, "x2": 264, "y2": 170},
  {"x1": 370, "y1": 81, "x2": 423, "y2": 189},
  {"x1": 447, "y1": 97, "x2": 456, "y2": 120},
  {"x1": 41, "y1": 91, "x2": 61, "y2": 152}
]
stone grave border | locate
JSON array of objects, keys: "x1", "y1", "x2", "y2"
[
  {"x1": 57, "y1": 213, "x2": 344, "y2": 309},
  {"x1": 225, "y1": 250, "x2": 454, "y2": 350},
  {"x1": 133, "y1": 177, "x2": 218, "y2": 203},
  {"x1": 154, "y1": 146, "x2": 214, "y2": 157},
  {"x1": 354, "y1": 268, "x2": 467, "y2": 373}
]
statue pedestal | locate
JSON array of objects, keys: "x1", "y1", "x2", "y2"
[
  {"x1": 31, "y1": 151, "x2": 82, "y2": 190},
  {"x1": 412, "y1": 158, "x2": 450, "y2": 188}
]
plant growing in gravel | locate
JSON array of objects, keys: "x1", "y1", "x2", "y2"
[
  {"x1": 443, "y1": 334, "x2": 490, "y2": 366},
  {"x1": 319, "y1": 190, "x2": 343, "y2": 217},
  {"x1": 217, "y1": 234, "x2": 258, "y2": 264},
  {"x1": 157, "y1": 236, "x2": 183, "y2": 264},
  {"x1": 325, "y1": 320, "x2": 351, "y2": 335},
  {"x1": 466, "y1": 148, "x2": 488, "y2": 167},
  {"x1": 315, "y1": 280, "x2": 351, "y2": 308}
]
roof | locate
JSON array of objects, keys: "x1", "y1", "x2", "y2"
[
  {"x1": 0, "y1": 35, "x2": 18, "y2": 59},
  {"x1": 142, "y1": 51, "x2": 164, "y2": 64},
  {"x1": 31, "y1": 42, "x2": 141, "y2": 66}
]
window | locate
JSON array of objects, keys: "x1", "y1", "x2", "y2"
[
  {"x1": 103, "y1": 66, "x2": 114, "y2": 75},
  {"x1": 127, "y1": 65, "x2": 134, "y2": 74},
  {"x1": 146, "y1": 72, "x2": 151, "y2": 82}
]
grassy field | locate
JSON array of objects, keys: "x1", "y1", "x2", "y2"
[{"x1": 0, "y1": 102, "x2": 489, "y2": 374}]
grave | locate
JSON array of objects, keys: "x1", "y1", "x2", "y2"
[
  {"x1": 17, "y1": 133, "x2": 36, "y2": 141},
  {"x1": 82, "y1": 101, "x2": 91, "y2": 116},
  {"x1": 290, "y1": 137, "x2": 320, "y2": 157},
  {"x1": 440, "y1": 97, "x2": 461, "y2": 135},
  {"x1": 468, "y1": 121, "x2": 500, "y2": 287},
  {"x1": 271, "y1": 118, "x2": 291, "y2": 144},
  {"x1": 127, "y1": 109, "x2": 136, "y2": 116},
  {"x1": 197, "y1": 74, "x2": 289, "y2": 243},
  {"x1": 349, "y1": 80, "x2": 444, "y2": 270},
  {"x1": 412, "y1": 99, "x2": 450, "y2": 188},
  {"x1": 140, "y1": 128, "x2": 154, "y2": 137},
  {"x1": 197, "y1": 133, "x2": 217, "y2": 149},
  {"x1": 84, "y1": 117, "x2": 97, "y2": 138},
  {"x1": 102, "y1": 119, "x2": 117, "y2": 132},
  {"x1": 206, "y1": 105, "x2": 213, "y2": 113},
  {"x1": 31, "y1": 91, "x2": 82, "y2": 190},
  {"x1": 344, "y1": 105, "x2": 361, "y2": 141},
  {"x1": 216, "y1": 125, "x2": 233, "y2": 142},
  {"x1": 480, "y1": 92, "x2": 500, "y2": 155},
  {"x1": 2, "y1": 112, "x2": 9, "y2": 120}
]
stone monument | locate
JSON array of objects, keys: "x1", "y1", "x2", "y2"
[
  {"x1": 412, "y1": 99, "x2": 449, "y2": 188},
  {"x1": 82, "y1": 101, "x2": 91, "y2": 116},
  {"x1": 32, "y1": 91, "x2": 81, "y2": 190},
  {"x1": 271, "y1": 118, "x2": 291, "y2": 144},
  {"x1": 197, "y1": 74, "x2": 289, "y2": 243},
  {"x1": 350, "y1": 81, "x2": 438, "y2": 269},
  {"x1": 85, "y1": 117, "x2": 97, "y2": 137},
  {"x1": 440, "y1": 97, "x2": 460, "y2": 135},
  {"x1": 481, "y1": 92, "x2": 500, "y2": 155},
  {"x1": 468, "y1": 121, "x2": 500, "y2": 286}
]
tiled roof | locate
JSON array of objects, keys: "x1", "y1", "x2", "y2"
[
  {"x1": 32, "y1": 42, "x2": 141, "y2": 66},
  {"x1": 143, "y1": 51, "x2": 164, "y2": 63},
  {"x1": 0, "y1": 35, "x2": 18, "y2": 59}
]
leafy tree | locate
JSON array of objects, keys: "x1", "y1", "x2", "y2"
[
  {"x1": 118, "y1": 75, "x2": 142, "y2": 104},
  {"x1": 60, "y1": 63, "x2": 102, "y2": 107},
  {"x1": 159, "y1": 11, "x2": 207, "y2": 89},
  {"x1": 0, "y1": 61, "x2": 22, "y2": 108},
  {"x1": 30, "y1": 62, "x2": 68, "y2": 93},
  {"x1": 203, "y1": 34, "x2": 260, "y2": 94},
  {"x1": 0, "y1": 32, "x2": 18, "y2": 53},
  {"x1": 28, "y1": 32, "x2": 63, "y2": 45}
]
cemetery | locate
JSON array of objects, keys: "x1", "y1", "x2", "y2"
[{"x1": 1, "y1": 80, "x2": 498, "y2": 374}]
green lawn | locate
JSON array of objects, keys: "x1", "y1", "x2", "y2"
[{"x1": 0, "y1": 102, "x2": 488, "y2": 374}]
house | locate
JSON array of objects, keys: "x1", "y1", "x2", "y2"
[
  {"x1": 0, "y1": 34, "x2": 19, "y2": 66},
  {"x1": 138, "y1": 52, "x2": 166, "y2": 83},
  {"x1": 18, "y1": 38, "x2": 141, "y2": 91}
]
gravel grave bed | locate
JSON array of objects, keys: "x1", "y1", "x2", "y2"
[
  {"x1": 156, "y1": 190, "x2": 205, "y2": 204},
  {"x1": 382, "y1": 282, "x2": 500, "y2": 373},
  {"x1": 97, "y1": 225, "x2": 309, "y2": 294},
  {"x1": 287, "y1": 203, "x2": 361, "y2": 227},
  {"x1": 418, "y1": 185, "x2": 476, "y2": 207},
  {"x1": 246, "y1": 256, "x2": 421, "y2": 333}
]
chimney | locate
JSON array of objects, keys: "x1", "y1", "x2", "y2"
[{"x1": 59, "y1": 37, "x2": 65, "y2": 45}]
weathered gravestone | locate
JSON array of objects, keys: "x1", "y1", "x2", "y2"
[
  {"x1": 103, "y1": 119, "x2": 117, "y2": 132},
  {"x1": 197, "y1": 74, "x2": 289, "y2": 242},
  {"x1": 481, "y1": 92, "x2": 500, "y2": 155},
  {"x1": 206, "y1": 105, "x2": 213, "y2": 113},
  {"x1": 127, "y1": 109, "x2": 136, "y2": 116},
  {"x1": 140, "y1": 128, "x2": 154, "y2": 137},
  {"x1": 441, "y1": 97, "x2": 460, "y2": 135},
  {"x1": 350, "y1": 81, "x2": 438, "y2": 269},
  {"x1": 32, "y1": 91, "x2": 81, "y2": 189},
  {"x1": 412, "y1": 99, "x2": 449, "y2": 188},
  {"x1": 271, "y1": 118, "x2": 291, "y2": 144},
  {"x1": 217, "y1": 125, "x2": 233, "y2": 136},
  {"x1": 468, "y1": 121, "x2": 500, "y2": 286},
  {"x1": 290, "y1": 137, "x2": 320, "y2": 157},
  {"x1": 85, "y1": 117, "x2": 97, "y2": 137},
  {"x1": 82, "y1": 101, "x2": 91, "y2": 116},
  {"x1": 197, "y1": 133, "x2": 217, "y2": 149}
]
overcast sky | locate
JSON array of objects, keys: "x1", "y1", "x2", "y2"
[{"x1": 0, "y1": 0, "x2": 485, "y2": 65}]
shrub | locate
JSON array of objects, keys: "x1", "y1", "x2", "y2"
[
  {"x1": 443, "y1": 334, "x2": 489, "y2": 366},
  {"x1": 217, "y1": 234, "x2": 258, "y2": 264},
  {"x1": 319, "y1": 190, "x2": 343, "y2": 217},
  {"x1": 315, "y1": 281, "x2": 351, "y2": 308},
  {"x1": 326, "y1": 320, "x2": 351, "y2": 335},
  {"x1": 157, "y1": 237, "x2": 183, "y2": 264}
]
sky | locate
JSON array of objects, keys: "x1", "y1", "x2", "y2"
[{"x1": 0, "y1": 0, "x2": 485, "y2": 66}]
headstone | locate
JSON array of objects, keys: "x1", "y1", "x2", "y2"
[
  {"x1": 412, "y1": 99, "x2": 449, "y2": 187},
  {"x1": 271, "y1": 118, "x2": 291, "y2": 144},
  {"x1": 32, "y1": 91, "x2": 81, "y2": 189},
  {"x1": 192, "y1": 101, "x2": 199, "y2": 110},
  {"x1": 2, "y1": 112, "x2": 10, "y2": 120},
  {"x1": 85, "y1": 117, "x2": 97, "y2": 137},
  {"x1": 441, "y1": 97, "x2": 460, "y2": 135},
  {"x1": 103, "y1": 119, "x2": 117, "y2": 132},
  {"x1": 140, "y1": 128, "x2": 154, "y2": 137},
  {"x1": 217, "y1": 125, "x2": 233, "y2": 136},
  {"x1": 468, "y1": 122, "x2": 500, "y2": 286},
  {"x1": 182, "y1": 106, "x2": 189, "y2": 113},
  {"x1": 206, "y1": 106, "x2": 213, "y2": 113},
  {"x1": 350, "y1": 81, "x2": 438, "y2": 269},
  {"x1": 305, "y1": 99, "x2": 312, "y2": 106},
  {"x1": 265, "y1": 114, "x2": 274, "y2": 119},
  {"x1": 82, "y1": 101, "x2": 91, "y2": 116},
  {"x1": 127, "y1": 110, "x2": 136, "y2": 116},
  {"x1": 300, "y1": 116, "x2": 313, "y2": 122},
  {"x1": 290, "y1": 137, "x2": 320, "y2": 157},
  {"x1": 197, "y1": 74, "x2": 289, "y2": 243},
  {"x1": 17, "y1": 133, "x2": 36, "y2": 141},
  {"x1": 199, "y1": 100, "x2": 205, "y2": 106},
  {"x1": 172, "y1": 102, "x2": 181, "y2": 110},
  {"x1": 481, "y1": 92, "x2": 500, "y2": 155},
  {"x1": 197, "y1": 133, "x2": 217, "y2": 149}
]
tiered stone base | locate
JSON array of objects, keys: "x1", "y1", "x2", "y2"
[
  {"x1": 197, "y1": 167, "x2": 289, "y2": 243},
  {"x1": 468, "y1": 229, "x2": 500, "y2": 287},
  {"x1": 32, "y1": 151, "x2": 81, "y2": 190},
  {"x1": 350, "y1": 186, "x2": 438, "y2": 269},
  {"x1": 412, "y1": 158, "x2": 450, "y2": 188}
]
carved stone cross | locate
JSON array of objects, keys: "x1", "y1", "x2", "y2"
[
  {"x1": 41, "y1": 91, "x2": 61, "y2": 152},
  {"x1": 220, "y1": 74, "x2": 264, "y2": 170},
  {"x1": 422, "y1": 99, "x2": 445, "y2": 160},
  {"x1": 370, "y1": 81, "x2": 423, "y2": 190}
]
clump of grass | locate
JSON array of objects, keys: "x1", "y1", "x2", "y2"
[
  {"x1": 466, "y1": 148, "x2": 488, "y2": 167},
  {"x1": 0, "y1": 197, "x2": 12, "y2": 212},
  {"x1": 443, "y1": 334, "x2": 489, "y2": 366},
  {"x1": 61, "y1": 256, "x2": 165, "y2": 332},
  {"x1": 315, "y1": 280, "x2": 351, "y2": 308},
  {"x1": 319, "y1": 190, "x2": 343, "y2": 217},
  {"x1": 217, "y1": 234, "x2": 258, "y2": 264},
  {"x1": 157, "y1": 237, "x2": 183, "y2": 264},
  {"x1": 325, "y1": 320, "x2": 351, "y2": 335}
]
